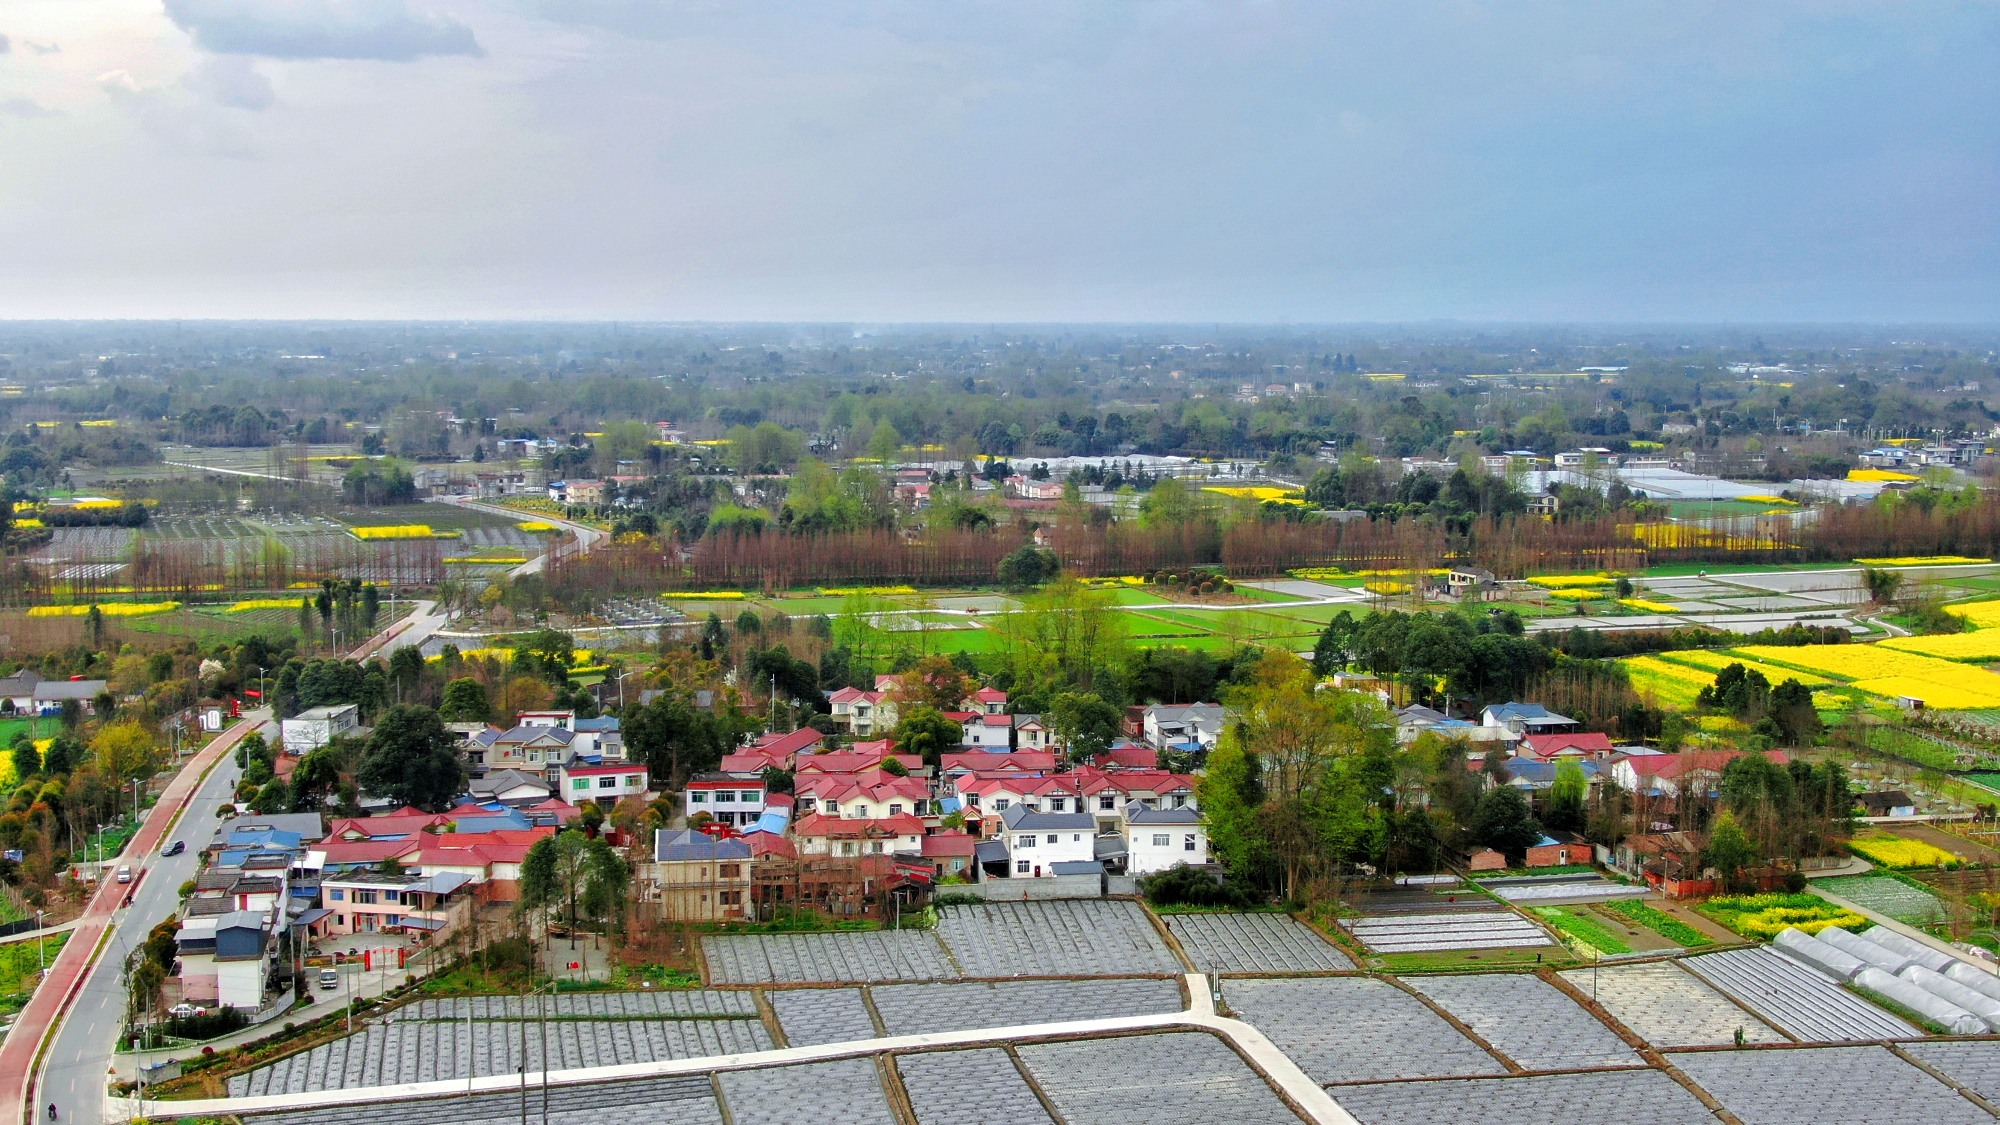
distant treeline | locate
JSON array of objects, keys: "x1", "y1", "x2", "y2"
[{"x1": 552, "y1": 492, "x2": 2000, "y2": 593}]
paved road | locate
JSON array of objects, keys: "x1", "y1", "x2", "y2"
[
  {"x1": 346, "y1": 599, "x2": 448, "y2": 662},
  {"x1": 0, "y1": 712, "x2": 260, "y2": 1125},
  {"x1": 441, "y1": 497, "x2": 605, "y2": 577}
]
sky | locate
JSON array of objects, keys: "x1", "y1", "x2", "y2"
[{"x1": 0, "y1": 1, "x2": 1997, "y2": 323}]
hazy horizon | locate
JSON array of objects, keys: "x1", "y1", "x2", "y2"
[{"x1": 3, "y1": 2, "x2": 1996, "y2": 322}]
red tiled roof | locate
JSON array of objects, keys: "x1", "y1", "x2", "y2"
[
  {"x1": 1624, "y1": 749, "x2": 1790, "y2": 779},
  {"x1": 1520, "y1": 732, "x2": 1616, "y2": 759},
  {"x1": 563, "y1": 763, "x2": 648, "y2": 776},
  {"x1": 315, "y1": 839, "x2": 420, "y2": 864},
  {"x1": 792, "y1": 813, "x2": 926, "y2": 838},
  {"x1": 751, "y1": 728, "x2": 825, "y2": 757},
  {"x1": 921, "y1": 833, "x2": 978, "y2": 857},
  {"x1": 942, "y1": 751, "x2": 1058, "y2": 773}
]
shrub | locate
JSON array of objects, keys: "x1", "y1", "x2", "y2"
[
  {"x1": 1140, "y1": 863, "x2": 1259, "y2": 908},
  {"x1": 165, "y1": 1006, "x2": 251, "y2": 1040}
]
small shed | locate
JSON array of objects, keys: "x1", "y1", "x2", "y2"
[{"x1": 1466, "y1": 848, "x2": 1507, "y2": 872}]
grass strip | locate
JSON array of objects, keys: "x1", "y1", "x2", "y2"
[
  {"x1": 1603, "y1": 899, "x2": 1712, "y2": 947},
  {"x1": 1533, "y1": 906, "x2": 1632, "y2": 956}
]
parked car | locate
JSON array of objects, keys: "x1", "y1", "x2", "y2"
[
  {"x1": 167, "y1": 1003, "x2": 206, "y2": 1019},
  {"x1": 115, "y1": 866, "x2": 133, "y2": 884},
  {"x1": 317, "y1": 968, "x2": 340, "y2": 990},
  {"x1": 161, "y1": 841, "x2": 185, "y2": 857}
]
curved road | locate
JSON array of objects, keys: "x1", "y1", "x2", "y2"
[{"x1": 0, "y1": 713, "x2": 259, "y2": 1125}]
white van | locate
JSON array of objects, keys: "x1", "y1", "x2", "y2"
[{"x1": 116, "y1": 866, "x2": 133, "y2": 884}]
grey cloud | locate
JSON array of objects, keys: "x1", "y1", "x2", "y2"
[
  {"x1": 0, "y1": 98, "x2": 56, "y2": 118},
  {"x1": 23, "y1": 40, "x2": 59, "y2": 55},
  {"x1": 186, "y1": 56, "x2": 276, "y2": 110},
  {"x1": 0, "y1": 33, "x2": 11, "y2": 54},
  {"x1": 163, "y1": 0, "x2": 482, "y2": 61}
]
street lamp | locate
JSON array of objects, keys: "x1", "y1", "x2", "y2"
[{"x1": 35, "y1": 910, "x2": 45, "y2": 974}]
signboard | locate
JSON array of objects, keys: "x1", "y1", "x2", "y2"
[{"x1": 202, "y1": 709, "x2": 223, "y2": 732}]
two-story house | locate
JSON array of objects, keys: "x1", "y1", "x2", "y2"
[
  {"x1": 321, "y1": 870, "x2": 476, "y2": 936},
  {"x1": 794, "y1": 769, "x2": 929, "y2": 820},
  {"x1": 791, "y1": 812, "x2": 925, "y2": 858},
  {"x1": 1123, "y1": 804, "x2": 1208, "y2": 875},
  {"x1": 683, "y1": 773, "x2": 768, "y2": 827},
  {"x1": 998, "y1": 804, "x2": 1097, "y2": 878},
  {"x1": 172, "y1": 908, "x2": 282, "y2": 1012},
  {"x1": 465, "y1": 724, "x2": 577, "y2": 775},
  {"x1": 1141, "y1": 703, "x2": 1223, "y2": 751},
  {"x1": 643, "y1": 829, "x2": 753, "y2": 922},
  {"x1": 557, "y1": 759, "x2": 650, "y2": 809},
  {"x1": 826, "y1": 687, "x2": 898, "y2": 736}
]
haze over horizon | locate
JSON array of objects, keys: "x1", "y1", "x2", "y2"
[{"x1": 2, "y1": 1, "x2": 1996, "y2": 323}]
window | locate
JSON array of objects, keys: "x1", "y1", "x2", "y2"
[
  {"x1": 1184, "y1": 834, "x2": 1198, "y2": 851},
  {"x1": 1016, "y1": 860, "x2": 1031, "y2": 874},
  {"x1": 1172, "y1": 795, "x2": 1188, "y2": 808},
  {"x1": 965, "y1": 793, "x2": 980, "y2": 806},
  {"x1": 1152, "y1": 834, "x2": 1170, "y2": 847},
  {"x1": 598, "y1": 777, "x2": 617, "y2": 789},
  {"x1": 993, "y1": 798, "x2": 1010, "y2": 811},
  {"x1": 1049, "y1": 797, "x2": 1066, "y2": 812},
  {"x1": 572, "y1": 779, "x2": 589, "y2": 791},
  {"x1": 823, "y1": 800, "x2": 838, "y2": 814},
  {"x1": 383, "y1": 890, "x2": 400, "y2": 903},
  {"x1": 1071, "y1": 833, "x2": 1081, "y2": 842},
  {"x1": 839, "y1": 842, "x2": 856, "y2": 857},
  {"x1": 385, "y1": 914, "x2": 401, "y2": 926},
  {"x1": 329, "y1": 889, "x2": 345, "y2": 902},
  {"x1": 1016, "y1": 835, "x2": 1035, "y2": 848},
  {"x1": 1045, "y1": 834, "x2": 1058, "y2": 844},
  {"x1": 1099, "y1": 795, "x2": 1116, "y2": 810},
  {"x1": 718, "y1": 864, "x2": 742, "y2": 878},
  {"x1": 869, "y1": 842, "x2": 884, "y2": 854},
  {"x1": 888, "y1": 803, "x2": 903, "y2": 816},
  {"x1": 353, "y1": 890, "x2": 378, "y2": 905},
  {"x1": 718, "y1": 890, "x2": 742, "y2": 905},
  {"x1": 689, "y1": 791, "x2": 708, "y2": 804},
  {"x1": 854, "y1": 805, "x2": 870, "y2": 818}
]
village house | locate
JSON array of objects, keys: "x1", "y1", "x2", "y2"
[
  {"x1": 280, "y1": 703, "x2": 359, "y2": 755},
  {"x1": 826, "y1": 687, "x2": 897, "y2": 736},
  {"x1": 1123, "y1": 804, "x2": 1208, "y2": 875},
  {"x1": 998, "y1": 805, "x2": 1097, "y2": 878},
  {"x1": 1140, "y1": 703, "x2": 1223, "y2": 751},
  {"x1": 557, "y1": 760, "x2": 650, "y2": 809},
  {"x1": 683, "y1": 773, "x2": 768, "y2": 827},
  {"x1": 794, "y1": 769, "x2": 929, "y2": 820},
  {"x1": 642, "y1": 829, "x2": 753, "y2": 923},
  {"x1": 791, "y1": 813, "x2": 926, "y2": 858},
  {"x1": 321, "y1": 870, "x2": 476, "y2": 937}
]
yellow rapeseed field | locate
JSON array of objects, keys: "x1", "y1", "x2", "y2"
[
  {"x1": 28, "y1": 601, "x2": 180, "y2": 617},
  {"x1": 1731, "y1": 643, "x2": 2000, "y2": 708},
  {"x1": 1880, "y1": 633, "x2": 2000, "y2": 662},
  {"x1": 1657, "y1": 649, "x2": 1822, "y2": 679},
  {"x1": 1849, "y1": 833, "x2": 1961, "y2": 868},
  {"x1": 1526, "y1": 575, "x2": 1615, "y2": 588},
  {"x1": 351, "y1": 524, "x2": 437, "y2": 540},
  {"x1": 1619, "y1": 598, "x2": 1680, "y2": 613},
  {"x1": 1621, "y1": 656, "x2": 1711, "y2": 708},
  {"x1": 1949, "y1": 601, "x2": 2000, "y2": 630},
  {"x1": 226, "y1": 598, "x2": 309, "y2": 612},
  {"x1": 664, "y1": 591, "x2": 747, "y2": 600},
  {"x1": 1364, "y1": 581, "x2": 1411, "y2": 595},
  {"x1": 1847, "y1": 469, "x2": 1921, "y2": 482},
  {"x1": 1854, "y1": 555, "x2": 1990, "y2": 566},
  {"x1": 1202, "y1": 485, "x2": 1308, "y2": 505},
  {"x1": 1547, "y1": 588, "x2": 1607, "y2": 602}
]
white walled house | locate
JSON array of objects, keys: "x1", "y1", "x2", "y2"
[
  {"x1": 280, "y1": 703, "x2": 359, "y2": 754},
  {"x1": 557, "y1": 761, "x2": 649, "y2": 809},
  {"x1": 1123, "y1": 805, "x2": 1208, "y2": 875},
  {"x1": 683, "y1": 774, "x2": 768, "y2": 827},
  {"x1": 999, "y1": 805, "x2": 1097, "y2": 878}
]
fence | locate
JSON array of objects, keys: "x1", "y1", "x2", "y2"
[{"x1": 946, "y1": 874, "x2": 1108, "y2": 901}]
